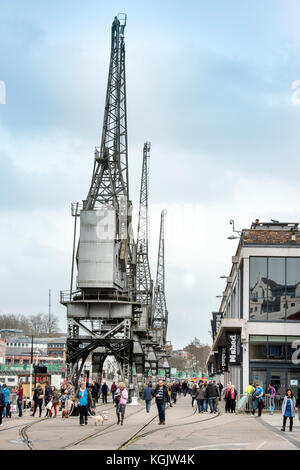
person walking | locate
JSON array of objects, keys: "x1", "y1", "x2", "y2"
[
  {"x1": 224, "y1": 383, "x2": 232, "y2": 413},
  {"x1": 75, "y1": 382, "x2": 93, "y2": 426},
  {"x1": 1, "y1": 384, "x2": 11, "y2": 418},
  {"x1": 195, "y1": 384, "x2": 206, "y2": 413},
  {"x1": 206, "y1": 381, "x2": 219, "y2": 414},
  {"x1": 251, "y1": 383, "x2": 264, "y2": 417},
  {"x1": 0, "y1": 385, "x2": 5, "y2": 426},
  {"x1": 44, "y1": 381, "x2": 52, "y2": 417},
  {"x1": 217, "y1": 381, "x2": 224, "y2": 401},
  {"x1": 94, "y1": 381, "x2": 100, "y2": 403},
  {"x1": 49, "y1": 386, "x2": 59, "y2": 418},
  {"x1": 230, "y1": 385, "x2": 238, "y2": 413},
  {"x1": 110, "y1": 381, "x2": 117, "y2": 402},
  {"x1": 166, "y1": 383, "x2": 173, "y2": 408},
  {"x1": 101, "y1": 382, "x2": 109, "y2": 404},
  {"x1": 203, "y1": 382, "x2": 208, "y2": 412},
  {"x1": 191, "y1": 383, "x2": 198, "y2": 407},
  {"x1": 182, "y1": 381, "x2": 188, "y2": 397},
  {"x1": 142, "y1": 383, "x2": 154, "y2": 413},
  {"x1": 245, "y1": 383, "x2": 255, "y2": 412},
  {"x1": 154, "y1": 379, "x2": 168, "y2": 425},
  {"x1": 31, "y1": 384, "x2": 43, "y2": 417},
  {"x1": 115, "y1": 382, "x2": 128, "y2": 425},
  {"x1": 171, "y1": 381, "x2": 179, "y2": 404},
  {"x1": 267, "y1": 384, "x2": 276, "y2": 415},
  {"x1": 90, "y1": 380, "x2": 98, "y2": 409},
  {"x1": 281, "y1": 389, "x2": 297, "y2": 432},
  {"x1": 16, "y1": 383, "x2": 24, "y2": 417}
]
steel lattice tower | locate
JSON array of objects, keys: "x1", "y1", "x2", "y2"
[
  {"x1": 85, "y1": 14, "x2": 128, "y2": 212},
  {"x1": 136, "y1": 143, "x2": 152, "y2": 309},
  {"x1": 152, "y1": 210, "x2": 168, "y2": 344}
]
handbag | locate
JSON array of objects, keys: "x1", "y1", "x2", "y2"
[{"x1": 46, "y1": 401, "x2": 53, "y2": 410}]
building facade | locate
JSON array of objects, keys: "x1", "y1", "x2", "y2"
[{"x1": 210, "y1": 221, "x2": 300, "y2": 397}]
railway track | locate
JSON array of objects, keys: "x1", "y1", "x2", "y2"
[
  {"x1": 14, "y1": 402, "x2": 116, "y2": 450},
  {"x1": 12, "y1": 398, "x2": 220, "y2": 450}
]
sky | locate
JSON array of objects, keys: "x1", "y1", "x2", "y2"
[{"x1": 2, "y1": 0, "x2": 300, "y2": 349}]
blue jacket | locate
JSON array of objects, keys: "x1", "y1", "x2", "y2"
[
  {"x1": 142, "y1": 387, "x2": 154, "y2": 401},
  {"x1": 2, "y1": 386, "x2": 10, "y2": 403}
]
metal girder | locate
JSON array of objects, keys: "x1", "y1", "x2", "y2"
[
  {"x1": 136, "y1": 142, "x2": 153, "y2": 310},
  {"x1": 85, "y1": 15, "x2": 128, "y2": 211},
  {"x1": 67, "y1": 338, "x2": 133, "y2": 365},
  {"x1": 152, "y1": 210, "x2": 168, "y2": 343}
]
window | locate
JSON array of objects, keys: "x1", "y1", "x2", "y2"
[
  {"x1": 249, "y1": 257, "x2": 268, "y2": 320},
  {"x1": 250, "y1": 336, "x2": 300, "y2": 361},
  {"x1": 286, "y1": 258, "x2": 300, "y2": 320},
  {"x1": 249, "y1": 336, "x2": 268, "y2": 360},
  {"x1": 250, "y1": 257, "x2": 300, "y2": 321}
]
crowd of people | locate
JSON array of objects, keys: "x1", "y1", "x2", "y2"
[{"x1": 1, "y1": 377, "x2": 300, "y2": 433}]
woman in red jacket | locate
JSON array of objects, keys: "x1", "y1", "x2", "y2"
[
  {"x1": 16, "y1": 383, "x2": 23, "y2": 417},
  {"x1": 230, "y1": 385, "x2": 238, "y2": 413}
]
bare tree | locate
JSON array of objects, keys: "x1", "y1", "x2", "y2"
[{"x1": 29, "y1": 313, "x2": 60, "y2": 336}]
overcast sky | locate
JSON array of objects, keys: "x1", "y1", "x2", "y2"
[{"x1": 1, "y1": 0, "x2": 300, "y2": 349}]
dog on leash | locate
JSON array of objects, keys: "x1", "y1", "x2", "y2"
[
  {"x1": 62, "y1": 409, "x2": 70, "y2": 419},
  {"x1": 90, "y1": 414, "x2": 108, "y2": 426}
]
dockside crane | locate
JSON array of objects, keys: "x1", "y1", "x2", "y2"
[
  {"x1": 61, "y1": 15, "x2": 143, "y2": 390},
  {"x1": 152, "y1": 210, "x2": 170, "y2": 377}
]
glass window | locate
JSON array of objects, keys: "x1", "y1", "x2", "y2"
[
  {"x1": 249, "y1": 336, "x2": 268, "y2": 360},
  {"x1": 251, "y1": 368, "x2": 267, "y2": 389},
  {"x1": 268, "y1": 336, "x2": 286, "y2": 360},
  {"x1": 268, "y1": 258, "x2": 286, "y2": 320},
  {"x1": 249, "y1": 257, "x2": 268, "y2": 320},
  {"x1": 286, "y1": 258, "x2": 300, "y2": 320},
  {"x1": 286, "y1": 336, "x2": 300, "y2": 360}
]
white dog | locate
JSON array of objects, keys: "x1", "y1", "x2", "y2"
[{"x1": 90, "y1": 414, "x2": 108, "y2": 426}]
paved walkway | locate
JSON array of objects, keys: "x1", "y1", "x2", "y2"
[{"x1": 1, "y1": 396, "x2": 300, "y2": 450}]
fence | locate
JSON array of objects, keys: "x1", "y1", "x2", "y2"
[{"x1": 237, "y1": 394, "x2": 283, "y2": 413}]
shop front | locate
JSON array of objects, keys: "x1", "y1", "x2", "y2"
[{"x1": 249, "y1": 335, "x2": 300, "y2": 396}]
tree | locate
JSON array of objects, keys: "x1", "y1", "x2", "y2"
[
  {"x1": 184, "y1": 339, "x2": 211, "y2": 372},
  {"x1": 0, "y1": 313, "x2": 60, "y2": 336},
  {"x1": 28, "y1": 313, "x2": 60, "y2": 335}
]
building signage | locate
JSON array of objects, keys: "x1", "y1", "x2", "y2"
[
  {"x1": 211, "y1": 312, "x2": 223, "y2": 340},
  {"x1": 226, "y1": 332, "x2": 242, "y2": 365},
  {"x1": 218, "y1": 346, "x2": 228, "y2": 373}
]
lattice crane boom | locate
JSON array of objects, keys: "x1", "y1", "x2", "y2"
[
  {"x1": 152, "y1": 210, "x2": 168, "y2": 343},
  {"x1": 136, "y1": 142, "x2": 152, "y2": 307},
  {"x1": 84, "y1": 14, "x2": 129, "y2": 212}
]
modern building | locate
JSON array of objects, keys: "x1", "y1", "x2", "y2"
[{"x1": 209, "y1": 220, "x2": 300, "y2": 397}]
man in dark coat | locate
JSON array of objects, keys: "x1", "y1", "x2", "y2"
[
  {"x1": 171, "y1": 381, "x2": 179, "y2": 404},
  {"x1": 142, "y1": 384, "x2": 154, "y2": 413},
  {"x1": 154, "y1": 379, "x2": 169, "y2": 425},
  {"x1": 101, "y1": 382, "x2": 108, "y2": 404},
  {"x1": 90, "y1": 381, "x2": 98, "y2": 408},
  {"x1": 182, "y1": 381, "x2": 188, "y2": 397},
  {"x1": 205, "y1": 381, "x2": 219, "y2": 414}
]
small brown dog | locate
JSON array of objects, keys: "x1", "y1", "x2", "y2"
[{"x1": 62, "y1": 409, "x2": 69, "y2": 419}]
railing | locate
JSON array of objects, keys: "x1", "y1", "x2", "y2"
[{"x1": 237, "y1": 393, "x2": 283, "y2": 412}]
